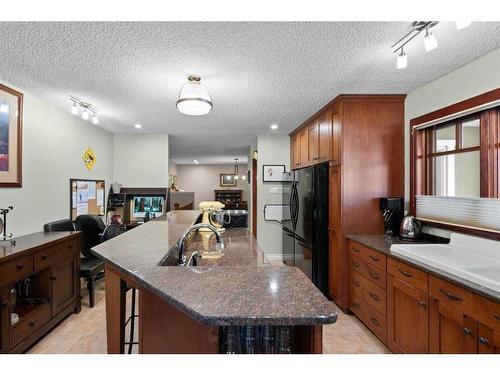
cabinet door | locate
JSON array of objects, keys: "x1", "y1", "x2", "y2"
[
  {"x1": 429, "y1": 298, "x2": 477, "y2": 354},
  {"x1": 299, "y1": 129, "x2": 309, "y2": 167},
  {"x1": 307, "y1": 121, "x2": 319, "y2": 163},
  {"x1": 291, "y1": 135, "x2": 301, "y2": 169},
  {"x1": 51, "y1": 257, "x2": 78, "y2": 317},
  {"x1": 328, "y1": 166, "x2": 343, "y2": 303},
  {"x1": 387, "y1": 275, "x2": 429, "y2": 353},
  {"x1": 477, "y1": 323, "x2": 500, "y2": 354},
  {"x1": 0, "y1": 287, "x2": 10, "y2": 353},
  {"x1": 318, "y1": 112, "x2": 331, "y2": 162},
  {"x1": 331, "y1": 110, "x2": 342, "y2": 164}
]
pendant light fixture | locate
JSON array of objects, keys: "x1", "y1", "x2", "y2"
[
  {"x1": 232, "y1": 158, "x2": 246, "y2": 180},
  {"x1": 176, "y1": 75, "x2": 213, "y2": 116}
]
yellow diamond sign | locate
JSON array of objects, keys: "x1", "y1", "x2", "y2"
[{"x1": 82, "y1": 147, "x2": 96, "y2": 171}]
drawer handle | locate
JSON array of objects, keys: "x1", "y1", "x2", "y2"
[
  {"x1": 494, "y1": 315, "x2": 500, "y2": 321},
  {"x1": 479, "y1": 337, "x2": 489, "y2": 345},
  {"x1": 463, "y1": 328, "x2": 473, "y2": 336},
  {"x1": 417, "y1": 300, "x2": 426, "y2": 308},
  {"x1": 352, "y1": 247, "x2": 360, "y2": 253},
  {"x1": 369, "y1": 292, "x2": 380, "y2": 302},
  {"x1": 69, "y1": 245, "x2": 73, "y2": 249},
  {"x1": 51, "y1": 276, "x2": 57, "y2": 281},
  {"x1": 439, "y1": 288, "x2": 463, "y2": 302},
  {"x1": 369, "y1": 255, "x2": 380, "y2": 262},
  {"x1": 398, "y1": 269, "x2": 413, "y2": 278},
  {"x1": 351, "y1": 280, "x2": 360, "y2": 287},
  {"x1": 351, "y1": 261, "x2": 360, "y2": 268},
  {"x1": 1, "y1": 300, "x2": 9, "y2": 308},
  {"x1": 369, "y1": 271, "x2": 379, "y2": 280},
  {"x1": 16, "y1": 264, "x2": 24, "y2": 271},
  {"x1": 29, "y1": 320, "x2": 35, "y2": 327},
  {"x1": 370, "y1": 318, "x2": 381, "y2": 327},
  {"x1": 41, "y1": 254, "x2": 48, "y2": 260}
]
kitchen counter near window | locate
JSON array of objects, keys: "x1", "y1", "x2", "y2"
[{"x1": 92, "y1": 210, "x2": 337, "y2": 354}]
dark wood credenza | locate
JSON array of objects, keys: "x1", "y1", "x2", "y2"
[{"x1": 0, "y1": 231, "x2": 81, "y2": 353}]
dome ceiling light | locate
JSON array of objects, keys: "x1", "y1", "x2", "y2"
[{"x1": 176, "y1": 75, "x2": 213, "y2": 116}]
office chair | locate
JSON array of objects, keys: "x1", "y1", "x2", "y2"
[
  {"x1": 74, "y1": 215, "x2": 106, "y2": 308},
  {"x1": 43, "y1": 218, "x2": 75, "y2": 232}
]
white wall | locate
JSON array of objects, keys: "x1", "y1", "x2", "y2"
[
  {"x1": 256, "y1": 135, "x2": 290, "y2": 258},
  {"x1": 1, "y1": 81, "x2": 114, "y2": 237},
  {"x1": 405, "y1": 47, "x2": 500, "y2": 236},
  {"x1": 113, "y1": 134, "x2": 169, "y2": 187},
  {"x1": 176, "y1": 163, "x2": 249, "y2": 208}
]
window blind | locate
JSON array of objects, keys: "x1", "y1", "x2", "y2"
[{"x1": 416, "y1": 195, "x2": 500, "y2": 233}]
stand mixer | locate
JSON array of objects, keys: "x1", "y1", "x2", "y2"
[{"x1": 198, "y1": 201, "x2": 231, "y2": 233}]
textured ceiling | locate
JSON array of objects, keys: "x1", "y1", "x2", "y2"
[{"x1": 1, "y1": 22, "x2": 500, "y2": 164}]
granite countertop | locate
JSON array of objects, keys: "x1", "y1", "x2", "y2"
[
  {"x1": 92, "y1": 210, "x2": 338, "y2": 326},
  {"x1": 347, "y1": 234, "x2": 500, "y2": 303},
  {"x1": 0, "y1": 231, "x2": 80, "y2": 263}
]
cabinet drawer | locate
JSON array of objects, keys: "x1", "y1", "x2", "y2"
[
  {"x1": 0, "y1": 254, "x2": 34, "y2": 286},
  {"x1": 349, "y1": 288, "x2": 387, "y2": 343},
  {"x1": 11, "y1": 303, "x2": 50, "y2": 348},
  {"x1": 348, "y1": 241, "x2": 386, "y2": 271},
  {"x1": 388, "y1": 257, "x2": 428, "y2": 292},
  {"x1": 430, "y1": 275, "x2": 500, "y2": 330},
  {"x1": 349, "y1": 254, "x2": 386, "y2": 289},
  {"x1": 34, "y1": 239, "x2": 77, "y2": 271},
  {"x1": 350, "y1": 269, "x2": 386, "y2": 315}
]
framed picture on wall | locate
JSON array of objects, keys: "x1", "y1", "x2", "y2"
[
  {"x1": 262, "y1": 165, "x2": 285, "y2": 182},
  {"x1": 0, "y1": 83, "x2": 23, "y2": 187},
  {"x1": 220, "y1": 173, "x2": 237, "y2": 187}
]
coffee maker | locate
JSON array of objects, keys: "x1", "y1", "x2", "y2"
[{"x1": 379, "y1": 197, "x2": 404, "y2": 237}]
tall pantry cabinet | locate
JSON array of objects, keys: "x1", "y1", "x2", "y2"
[{"x1": 290, "y1": 95, "x2": 405, "y2": 310}]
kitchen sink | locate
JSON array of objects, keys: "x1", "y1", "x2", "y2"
[{"x1": 390, "y1": 233, "x2": 500, "y2": 293}]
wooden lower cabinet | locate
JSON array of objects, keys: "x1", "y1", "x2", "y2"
[
  {"x1": 0, "y1": 287, "x2": 9, "y2": 353},
  {"x1": 387, "y1": 275, "x2": 429, "y2": 353},
  {"x1": 348, "y1": 239, "x2": 500, "y2": 354},
  {"x1": 51, "y1": 256, "x2": 79, "y2": 317}
]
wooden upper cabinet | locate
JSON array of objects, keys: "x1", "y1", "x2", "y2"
[
  {"x1": 291, "y1": 134, "x2": 301, "y2": 169},
  {"x1": 318, "y1": 112, "x2": 331, "y2": 162},
  {"x1": 308, "y1": 121, "x2": 319, "y2": 162},
  {"x1": 299, "y1": 128, "x2": 309, "y2": 167},
  {"x1": 387, "y1": 275, "x2": 429, "y2": 353},
  {"x1": 331, "y1": 109, "x2": 341, "y2": 164}
]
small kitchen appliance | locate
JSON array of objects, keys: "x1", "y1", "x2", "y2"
[
  {"x1": 199, "y1": 201, "x2": 230, "y2": 232},
  {"x1": 400, "y1": 215, "x2": 422, "y2": 241},
  {"x1": 379, "y1": 197, "x2": 404, "y2": 237}
]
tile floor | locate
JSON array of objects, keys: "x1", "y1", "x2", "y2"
[{"x1": 28, "y1": 279, "x2": 389, "y2": 354}]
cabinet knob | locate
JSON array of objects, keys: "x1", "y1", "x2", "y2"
[
  {"x1": 369, "y1": 271, "x2": 379, "y2": 280},
  {"x1": 463, "y1": 328, "x2": 472, "y2": 336},
  {"x1": 479, "y1": 337, "x2": 489, "y2": 345},
  {"x1": 68, "y1": 245, "x2": 73, "y2": 249},
  {"x1": 369, "y1": 292, "x2": 380, "y2": 302},
  {"x1": 351, "y1": 280, "x2": 360, "y2": 287},
  {"x1": 51, "y1": 276, "x2": 57, "y2": 281},
  {"x1": 1, "y1": 300, "x2": 9, "y2": 308},
  {"x1": 29, "y1": 320, "x2": 35, "y2": 327},
  {"x1": 16, "y1": 264, "x2": 24, "y2": 271},
  {"x1": 370, "y1": 318, "x2": 381, "y2": 327},
  {"x1": 41, "y1": 254, "x2": 48, "y2": 260},
  {"x1": 351, "y1": 261, "x2": 360, "y2": 268},
  {"x1": 352, "y1": 247, "x2": 360, "y2": 253},
  {"x1": 417, "y1": 300, "x2": 426, "y2": 308},
  {"x1": 369, "y1": 255, "x2": 380, "y2": 262},
  {"x1": 494, "y1": 314, "x2": 500, "y2": 321}
]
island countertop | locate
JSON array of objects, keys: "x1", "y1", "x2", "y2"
[{"x1": 92, "y1": 210, "x2": 338, "y2": 326}]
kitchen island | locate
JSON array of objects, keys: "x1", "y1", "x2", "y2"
[{"x1": 92, "y1": 211, "x2": 337, "y2": 354}]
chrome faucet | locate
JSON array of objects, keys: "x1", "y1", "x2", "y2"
[{"x1": 177, "y1": 223, "x2": 224, "y2": 266}]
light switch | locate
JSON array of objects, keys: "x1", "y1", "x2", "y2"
[{"x1": 269, "y1": 186, "x2": 280, "y2": 194}]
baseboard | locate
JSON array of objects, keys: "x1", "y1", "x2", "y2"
[{"x1": 265, "y1": 253, "x2": 283, "y2": 262}]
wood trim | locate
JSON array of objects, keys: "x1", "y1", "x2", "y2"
[
  {"x1": 104, "y1": 263, "x2": 127, "y2": 354},
  {"x1": 0, "y1": 82, "x2": 23, "y2": 188},
  {"x1": 252, "y1": 158, "x2": 257, "y2": 237},
  {"x1": 290, "y1": 94, "x2": 406, "y2": 136},
  {"x1": 410, "y1": 88, "x2": 500, "y2": 128}
]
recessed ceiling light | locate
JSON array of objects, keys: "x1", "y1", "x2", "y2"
[
  {"x1": 271, "y1": 124, "x2": 279, "y2": 130},
  {"x1": 134, "y1": 124, "x2": 142, "y2": 129},
  {"x1": 193, "y1": 160, "x2": 199, "y2": 164}
]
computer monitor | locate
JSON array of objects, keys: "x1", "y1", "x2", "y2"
[{"x1": 132, "y1": 196, "x2": 164, "y2": 218}]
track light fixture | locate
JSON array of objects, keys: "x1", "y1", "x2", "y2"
[
  {"x1": 69, "y1": 95, "x2": 99, "y2": 124},
  {"x1": 391, "y1": 21, "x2": 471, "y2": 70}
]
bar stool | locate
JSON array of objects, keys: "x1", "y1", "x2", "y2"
[{"x1": 124, "y1": 287, "x2": 139, "y2": 354}]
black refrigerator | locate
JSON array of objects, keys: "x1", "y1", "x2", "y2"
[{"x1": 282, "y1": 162, "x2": 329, "y2": 296}]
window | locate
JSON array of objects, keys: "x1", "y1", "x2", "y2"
[{"x1": 426, "y1": 116, "x2": 481, "y2": 198}]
